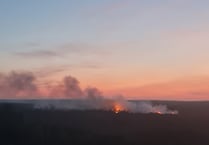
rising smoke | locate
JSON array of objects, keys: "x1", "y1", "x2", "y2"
[
  {"x1": 33, "y1": 97, "x2": 178, "y2": 114},
  {"x1": 0, "y1": 71, "x2": 38, "y2": 97},
  {"x1": 0, "y1": 71, "x2": 178, "y2": 114}
]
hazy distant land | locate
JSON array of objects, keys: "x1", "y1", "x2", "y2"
[{"x1": 1, "y1": 100, "x2": 209, "y2": 145}]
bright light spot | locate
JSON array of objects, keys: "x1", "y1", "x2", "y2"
[
  {"x1": 156, "y1": 111, "x2": 162, "y2": 115},
  {"x1": 112, "y1": 103, "x2": 126, "y2": 114}
]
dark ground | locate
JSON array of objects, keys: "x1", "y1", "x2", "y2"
[{"x1": 1, "y1": 101, "x2": 209, "y2": 145}]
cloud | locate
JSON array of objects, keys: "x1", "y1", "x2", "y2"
[
  {"x1": 15, "y1": 50, "x2": 59, "y2": 58},
  {"x1": 35, "y1": 65, "x2": 71, "y2": 78},
  {"x1": 14, "y1": 43, "x2": 109, "y2": 59},
  {"x1": 23, "y1": 42, "x2": 41, "y2": 48},
  {"x1": 34, "y1": 62, "x2": 102, "y2": 79}
]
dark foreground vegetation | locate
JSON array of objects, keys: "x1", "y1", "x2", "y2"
[{"x1": 1, "y1": 101, "x2": 209, "y2": 145}]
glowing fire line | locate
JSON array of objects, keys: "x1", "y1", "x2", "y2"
[{"x1": 111, "y1": 103, "x2": 178, "y2": 115}]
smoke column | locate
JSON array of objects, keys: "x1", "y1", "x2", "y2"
[
  {"x1": 0, "y1": 71, "x2": 178, "y2": 114},
  {"x1": 0, "y1": 71, "x2": 38, "y2": 97},
  {"x1": 33, "y1": 97, "x2": 178, "y2": 115}
]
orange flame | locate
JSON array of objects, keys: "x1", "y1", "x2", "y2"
[
  {"x1": 155, "y1": 111, "x2": 162, "y2": 115},
  {"x1": 112, "y1": 103, "x2": 127, "y2": 114}
]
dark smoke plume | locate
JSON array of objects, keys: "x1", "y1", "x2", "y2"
[
  {"x1": 0, "y1": 71, "x2": 178, "y2": 114},
  {"x1": 0, "y1": 71, "x2": 38, "y2": 98},
  {"x1": 49, "y1": 75, "x2": 83, "y2": 98}
]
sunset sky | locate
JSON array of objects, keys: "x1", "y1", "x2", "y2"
[{"x1": 1, "y1": 0, "x2": 209, "y2": 100}]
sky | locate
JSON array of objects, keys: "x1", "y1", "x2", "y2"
[{"x1": 1, "y1": 0, "x2": 209, "y2": 100}]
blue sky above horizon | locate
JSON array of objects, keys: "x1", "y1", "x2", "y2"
[{"x1": 1, "y1": 0, "x2": 209, "y2": 100}]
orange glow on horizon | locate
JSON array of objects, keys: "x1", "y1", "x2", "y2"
[
  {"x1": 38, "y1": 74, "x2": 209, "y2": 100},
  {"x1": 112, "y1": 103, "x2": 127, "y2": 113},
  {"x1": 104, "y1": 76, "x2": 209, "y2": 100}
]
